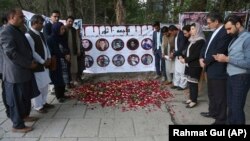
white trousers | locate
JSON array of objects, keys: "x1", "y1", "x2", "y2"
[
  {"x1": 165, "y1": 59, "x2": 174, "y2": 82},
  {"x1": 32, "y1": 85, "x2": 49, "y2": 110},
  {"x1": 173, "y1": 58, "x2": 187, "y2": 88}
]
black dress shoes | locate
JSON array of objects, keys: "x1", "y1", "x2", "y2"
[
  {"x1": 211, "y1": 122, "x2": 226, "y2": 125},
  {"x1": 171, "y1": 86, "x2": 178, "y2": 89},
  {"x1": 200, "y1": 112, "x2": 216, "y2": 119}
]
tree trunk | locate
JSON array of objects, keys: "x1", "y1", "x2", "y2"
[
  {"x1": 115, "y1": 0, "x2": 125, "y2": 25},
  {"x1": 93, "y1": 0, "x2": 96, "y2": 24},
  {"x1": 162, "y1": 0, "x2": 166, "y2": 21},
  {"x1": 67, "y1": 0, "x2": 75, "y2": 17},
  {"x1": 45, "y1": 0, "x2": 50, "y2": 16}
]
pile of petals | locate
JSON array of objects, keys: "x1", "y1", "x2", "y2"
[{"x1": 70, "y1": 80, "x2": 173, "y2": 111}]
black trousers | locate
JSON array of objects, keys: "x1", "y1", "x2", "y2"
[
  {"x1": 207, "y1": 79, "x2": 227, "y2": 124},
  {"x1": 189, "y1": 82, "x2": 198, "y2": 103},
  {"x1": 55, "y1": 85, "x2": 66, "y2": 99},
  {"x1": 5, "y1": 81, "x2": 32, "y2": 128},
  {"x1": 227, "y1": 74, "x2": 250, "y2": 124}
]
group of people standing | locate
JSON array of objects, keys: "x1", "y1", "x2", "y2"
[
  {"x1": 152, "y1": 12, "x2": 250, "y2": 125},
  {"x1": 0, "y1": 8, "x2": 85, "y2": 133}
]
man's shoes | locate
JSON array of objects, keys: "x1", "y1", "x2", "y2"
[
  {"x1": 211, "y1": 122, "x2": 226, "y2": 125},
  {"x1": 186, "y1": 102, "x2": 197, "y2": 108},
  {"x1": 58, "y1": 98, "x2": 65, "y2": 103},
  {"x1": 44, "y1": 103, "x2": 55, "y2": 109},
  {"x1": 63, "y1": 95, "x2": 71, "y2": 99},
  {"x1": 171, "y1": 86, "x2": 178, "y2": 89},
  {"x1": 23, "y1": 116, "x2": 39, "y2": 122},
  {"x1": 182, "y1": 99, "x2": 191, "y2": 104},
  {"x1": 200, "y1": 112, "x2": 216, "y2": 119},
  {"x1": 36, "y1": 107, "x2": 47, "y2": 114},
  {"x1": 177, "y1": 87, "x2": 186, "y2": 90},
  {"x1": 12, "y1": 126, "x2": 32, "y2": 133},
  {"x1": 164, "y1": 81, "x2": 172, "y2": 85},
  {"x1": 161, "y1": 77, "x2": 166, "y2": 82},
  {"x1": 153, "y1": 75, "x2": 161, "y2": 79}
]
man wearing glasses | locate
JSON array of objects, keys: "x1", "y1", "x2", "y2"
[
  {"x1": 25, "y1": 15, "x2": 54, "y2": 114},
  {"x1": 199, "y1": 12, "x2": 232, "y2": 125}
]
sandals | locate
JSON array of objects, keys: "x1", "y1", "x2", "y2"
[
  {"x1": 182, "y1": 99, "x2": 191, "y2": 104},
  {"x1": 186, "y1": 102, "x2": 197, "y2": 108}
]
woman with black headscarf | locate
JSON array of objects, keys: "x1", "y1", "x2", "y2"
[{"x1": 47, "y1": 22, "x2": 70, "y2": 103}]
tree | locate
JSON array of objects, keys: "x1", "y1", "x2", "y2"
[
  {"x1": 1, "y1": 0, "x2": 249, "y2": 25},
  {"x1": 115, "y1": 0, "x2": 126, "y2": 24},
  {"x1": 67, "y1": 0, "x2": 76, "y2": 17}
]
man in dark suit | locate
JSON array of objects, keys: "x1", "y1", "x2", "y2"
[
  {"x1": 43, "y1": 10, "x2": 60, "y2": 94},
  {"x1": 43, "y1": 10, "x2": 60, "y2": 40},
  {"x1": 0, "y1": 15, "x2": 9, "y2": 118},
  {"x1": 0, "y1": 8, "x2": 38, "y2": 133},
  {"x1": 214, "y1": 15, "x2": 250, "y2": 125},
  {"x1": 152, "y1": 21, "x2": 164, "y2": 79},
  {"x1": 199, "y1": 12, "x2": 232, "y2": 125}
]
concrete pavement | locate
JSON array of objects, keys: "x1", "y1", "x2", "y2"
[{"x1": 0, "y1": 78, "x2": 249, "y2": 141}]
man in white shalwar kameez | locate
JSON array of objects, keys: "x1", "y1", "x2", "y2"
[
  {"x1": 25, "y1": 15, "x2": 54, "y2": 113},
  {"x1": 168, "y1": 25, "x2": 188, "y2": 90}
]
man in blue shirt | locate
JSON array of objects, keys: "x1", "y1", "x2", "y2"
[{"x1": 214, "y1": 15, "x2": 250, "y2": 125}]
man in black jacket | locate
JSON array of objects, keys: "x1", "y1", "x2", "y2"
[{"x1": 199, "y1": 12, "x2": 232, "y2": 125}]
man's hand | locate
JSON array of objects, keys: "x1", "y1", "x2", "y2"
[
  {"x1": 199, "y1": 58, "x2": 205, "y2": 68},
  {"x1": 30, "y1": 61, "x2": 38, "y2": 69},
  {"x1": 213, "y1": 54, "x2": 229, "y2": 62},
  {"x1": 65, "y1": 55, "x2": 70, "y2": 62},
  {"x1": 44, "y1": 59, "x2": 51, "y2": 68},
  {"x1": 169, "y1": 52, "x2": 174, "y2": 59},
  {"x1": 179, "y1": 56, "x2": 185, "y2": 64}
]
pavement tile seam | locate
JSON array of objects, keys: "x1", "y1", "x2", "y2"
[
  {"x1": 60, "y1": 118, "x2": 71, "y2": 138},
  {"x1": 131, "y1": 118, "x2": 136, "y2": 137},
  {"x1": 97, "y1": 118, "x2": 102, "y2": 137}
]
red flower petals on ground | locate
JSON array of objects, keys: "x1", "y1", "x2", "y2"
[{"x1": 70, "y1": 80, "x2": 173, "y2": 111}]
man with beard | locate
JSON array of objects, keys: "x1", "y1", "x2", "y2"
[{"x1": 213, "y1": 15, "x2": 250, "y2": 125}]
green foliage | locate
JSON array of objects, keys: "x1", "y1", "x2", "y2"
[
  {"x1": 0, "y1": 0, "x2": 249, "y2": 24},
  {"x1": 0, "y1": 0, "x2": 17, "y2": 15}
]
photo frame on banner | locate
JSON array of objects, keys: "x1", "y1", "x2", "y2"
[
  {"x1": 82, "y1": 39, "x2": 93, "y2": 51},
  {"x1": 179, "y1": 12, "x2": 209, "y2": 31},
  {"x1": 141, "y1": 54, "x2": 153, "y2": 65},
  {"x1": 127, "y1": 38, "x2": 139, "y2": 50},
  {"x1": 85, "y1": 55, "x2": 94, "y2": 68},
  {"x1": 112, "y1": 39, "x2": 124, "y2": 51},
  {"x1": 112, "y1": 54, "x2": 125, "y2": 67},
  {"x1": 128, "y1": 54, "x2": 140, "y2": 66},
  {"x1": 97, "y1": 55, "x2": 110, "y2": 67},
  {"x1": 141, "y1": 38, "x2": 153, "y2": 50},
  {"x1": 96, "y1": 38, "x2": 109, "y2": 51}
]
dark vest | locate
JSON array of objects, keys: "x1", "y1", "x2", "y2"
[
  {"x1": 67, "y1": 27, "x2": 78, "y2": 55},
  {"x1": 28, "y1": 30, "x2": 46, "y2": 72}
]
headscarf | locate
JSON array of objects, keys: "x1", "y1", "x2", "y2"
[
  {"x1": 51, "y1": 22, "x2": 67, "y2": 46},
  {"x1": 188, "y1": 22, "x2": 205, "y2": 43}
]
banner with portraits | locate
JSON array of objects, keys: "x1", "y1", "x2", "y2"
[{"x1": 82, "y1": 25, "x2": 155, "y2": 73}]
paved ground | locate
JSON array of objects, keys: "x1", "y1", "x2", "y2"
[{"x1": 0, "y1": 78, "x2": 249, "y2": 141}]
